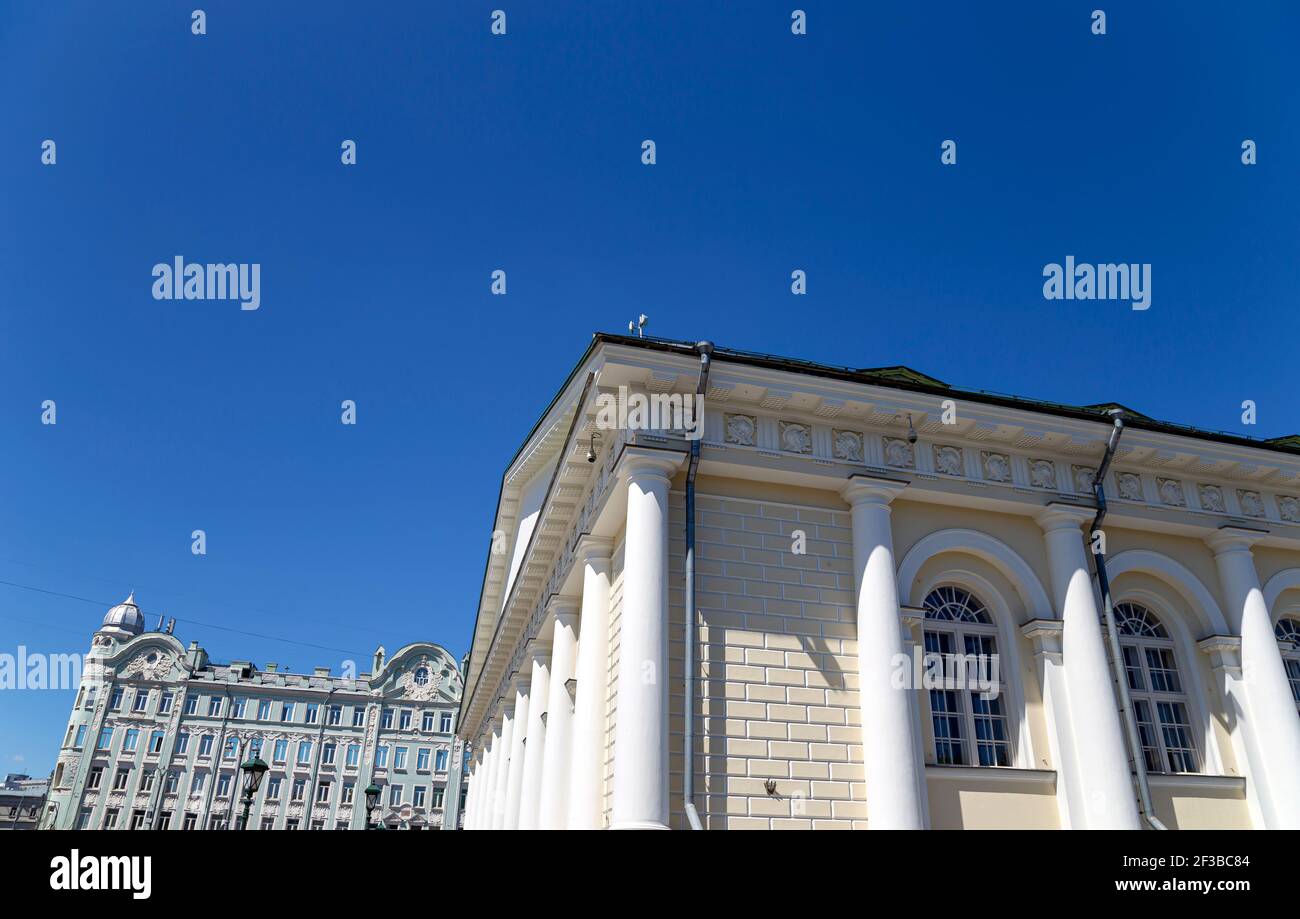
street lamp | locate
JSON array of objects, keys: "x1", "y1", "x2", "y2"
[
  {"x1": 364, "y1": 783, "x2": 381, "y2": 830},
  {"x1": 238, "y1": 754, "x2": 269, "y2": 831}
]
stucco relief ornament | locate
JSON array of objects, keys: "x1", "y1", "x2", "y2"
[
  {"x1": 933, "y1": 446, "x2": 963, "y2": 476},
  {"x1": 1237, "y1": 490, "x2": 1265, "y2": 518},
  {"x1": 122, "y1": 650, "x2": 172, "y2": 681},
  {"x1": 884, "y1": 437, "x2": 914, "y2": 469},
  {"x1": 1029, "y1": 460, "x2": 1056, "y2": 489},
  {"x1": 1157, "y1": 478, "x2": 1186, "y2": 507},
  {"x1": 288, "y1": 803, "x2": 306, "y2": 818},
  {"x1": 779, "y1": 421, "x2": 813, "y2": 454},
  {"x1": 1279, "y1": 495, "x2": 1300, "y2": 523},
  {"x1": 83, "y1": 792, "x2": 99, "y2": 807},
  {"x1": 1072, "y1": 466, "x2": 1097, "y2": 493},
  {"x1": 1117, "y1": 473, "x2": 1143, "y2": 501},
  {"x1": 723, "y1": 414, "x2": 756, "y2": 447},
  {"x1": 400, "y1": 658, "x2": 441, "y2": 702},
  {"x1": 106, "y1": 792, "x2": 125, "y2": 809},
  {"x1": 981, "y1": 452, "x2": 1010, "y2": 482},
  {"x1": 832, "y1": 429, "x2": 864, "y2": 463},
  {"x1": 1198, "y1": 484, "x2": 1225, "y2": 513}
]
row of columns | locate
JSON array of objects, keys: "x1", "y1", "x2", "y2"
[{"x1": 463, "y1": 456, "x2": 1300, "y2": 830}]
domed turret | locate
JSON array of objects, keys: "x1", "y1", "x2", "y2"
[{"x1": 101, "y1": 592, "x2": 145, "y2": 637}]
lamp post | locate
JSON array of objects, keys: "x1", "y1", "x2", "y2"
[
  {"x1": 238, "y1": 754, "x2": 268, "y2": 830},
  {"x1": 364, "y1": 783, "x2": 381, "y2": 830}
]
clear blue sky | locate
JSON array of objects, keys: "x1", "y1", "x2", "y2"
[{"x1": 2, "y1": 2, "x2": 1298, "y2": 774}]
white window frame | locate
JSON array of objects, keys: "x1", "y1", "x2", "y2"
[{"x1": 1115, "y1": 602, "x2": 1200, "y2": 774}]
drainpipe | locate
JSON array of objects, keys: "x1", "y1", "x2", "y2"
[
  {"x1": 683, "y1": 341, "x2": 713, "y2": 830},
  {"x1": 1089, "y1": 410, "x2": 1167, "y2": 831}
]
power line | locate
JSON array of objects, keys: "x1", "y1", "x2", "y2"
[{"x1": 0, "y1": 578, "x2": 368, "y2": 658}]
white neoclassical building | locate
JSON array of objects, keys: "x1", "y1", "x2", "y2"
[{"x1": 457, "y1": 333, "x2": 1300, "y2": 830}]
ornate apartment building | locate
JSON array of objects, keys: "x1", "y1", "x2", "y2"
[
  {"x1": 44, "y1": 596, "x2": 468, "y2": 830},
  {"x1": 458, "y1": 333, "x2": 1300, "y2": 830}
]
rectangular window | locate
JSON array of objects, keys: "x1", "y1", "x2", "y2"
[
  {"x1": 393, "y1": 746, "x2": 407, "y2": 770},
  {"x1": 132, "y1": 690, "x2": 149, "y2": 712},
  {"x1": 297, "y1": 740, "x2": 313, "y2": 765},
  {"x1": 113, "y1": 768, "x2": 130, "y2": 791},
  {"x1": 352, "y1": 707, "x2": 365, "y2": 727},
  {"x1": 266, "y1": 777, "x2": 282, "y2": 799},
  {"x1": 375, "y1": 745, "x2": 389, "y2": 768},
  {"x1": 281, "y1": 702, "x2": 295, "y2": 722},
  {"x1": 216, "y1": 774, "x2": 232, "y2": 797},
  {"x1": 224, "y1": 737, "x2": 239, "y2": 759},
  {"x1": 346, "y1": 744, "x2": 360, "y2": 768},
  {"x1": 198, "y1": 734, "x2": 214, "y2": 757},
  {"x1": 258, "y1": 700, "x2": 272, "y2": 721},
  {"x1": 96, "y1": 727, "x2": 113, "y2": 751},
  {"x1": 183, "y1": 695, "x2": 197, "y2": 715},
  {"x1": 305, "y1": 703, "x2": 319, "y2": 724},
  {"x1": 273, "y1": 739, "x2": 288, "y2": 763},
  {"x1": 285, "y1": 818, "x2": 300, "y2": 831},
  {"x1": 77, "y1": 809, "x2": 92, "y2": 830},
  {"x1": 328, "y1": 704, "x2": 342, "y2": 726},
  {"x1": 422, "y1": 711, "x2": 435, "y2": 732},
  {"x1": 249, "y1": 738, "x2": 264, "y2": 758},
  {"x1": 109, "y1": 687, "x2": 124, "y2": 711},
  {"x1": 122, "y1": 728, "x2": 139, "y2": 753},
  {"x1": 158, "y1": 691, "x2": 173, "y2": 714},
  {"x1": 103, "y1": 808, "x2": 119, "y2": 829},
  {"x1": 416, "y1": 748, "x2": 430, "y2": 771},
  {"x1": 164, "y1": 771, "x2": 179, "y2": 794},
  {"x1": 148, "y1": 730, "x2": 165, "y2": 754},
  {"x1": 388, "y1": 784, "x2": 403, "y2": 806},
  {"x1": 435, "y1": 749, "x2": 449, "y2": 772},
  {"x1": 316, "y1": 780, "x2": 332, "y2": 803},
  {"x1": 341, "y1": 782, "x2": 354, "y2": 804},
  {"x1": 233, "y1": 697, "x2": 248, "y2": 718},
  {"x1": 310, "y1": 819, "x2": 325, "y2": 831},
  {"x1": 432, "y1": 786, "x2": 445, "y2": 809},
  {"x1": 322, "y1": 743, "x2": 336, "y2": 766},
  {"x1": 182, "y1": 813, "x2": 197, "y2": 831},
  {"x1": 191, "y1": 772, "x2": 206, "y2": 793},
  {"x1": 208, "y1": 697, "x2": 223, "y2": 717},
  {"x1": 381, "y1": 708, "x2": 393, "y2": 730},
  {"x1": 292, "y1": 778, "x2": 306, "y2": 801},
  {"x1": 413, "y1": 786, "x2": 426, "y2": 807},
  {"x1": 73, "y1": 725, "x2": 87, "y2": 749},
  {"x1": 439, "y1": 712, "x2": 453, "y2": 733},
  {"x1": 157, "y1": 810, "x2": 172, "y2": 830},
  {"x1": 129, "y1": 809, "x2": 147, "y2": 830},
  {"x1": 175, "y1": 732, "x2": 190, "y2": 755},
  {"x1": 335, "y1": 820, "x2": 348, "y2": 830},
  {"x1": 139, "y1": 770, "x2": 155, "y2": 792},
  {"x1": 260, "y1": 817, "x2": 275, "y2": 830},
  {"x1": 398, "y1": 709, "x2": 412, "y2": 731},
  {"x1": 87, "y1": 767, "x2": 103, "y2": 790}
]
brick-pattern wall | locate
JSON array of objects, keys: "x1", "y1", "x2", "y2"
[
  {"x1": 668, "y1": 492, "x2": 866, "y2": 829},
  {"x1": 601, "y1": 541, "x2": 625, "y2": 828}
]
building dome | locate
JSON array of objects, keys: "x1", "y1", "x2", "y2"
[{"x1": 101, "y1": 592, "x2": 145, "y2": 635}]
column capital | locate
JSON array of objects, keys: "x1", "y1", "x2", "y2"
[
  {"x1": 840, "y1": 474, "x2": 908, "y2": 507},
  {"x1": 900, "y1": 605, "x2": 926, "y2": 638},
  {"x1": 1020, "y1": 618, "x2": 1065, "y2": 662},
  {"x1": 576, "y1": 534, "x2": 614, "y2": 564},
  {"x1": 620, "y1": 446, "x2": 685, "y2": 484},
  {"x1": 523, "y1": 642, "x2": 552, "y2": 669},
  {"x1": 1197, "y1": 635, "x2": 1243, "y2": 675},
  {"x1": 544, "y1": 594, "x2": 581, "y2": 625},
  {"x1": 1205, "y1": 525, "x2": 1268, "y2": 557},
  {"x1": 1035, "y1": 502, "x2": 1094, "y2": 534}
]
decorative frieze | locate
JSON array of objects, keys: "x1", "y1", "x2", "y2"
[
  {"x1": 723, "y1": 413, "x2": 756, "y2": 446},
  {"x1": 1117, "y1": 472, "x2": 1143, "y2": 501},
  {"x1": 1072, "y1": 465, "x2": 1096, "y2": 493},
  {"x1": 1157, "y1": 477, "x2": 1186, "y2": 507},
  {"x1": 1280, "y1": 495, "x2": 1300, "y2": 523},
  {"x1": 933, "y1": 445, "x2": 963, "y2": 476},
  {"x1": 1237, "y1": 489, "x2": 1265, "y2": 518},
  {"x1": 778, "y1": 421, "x2": 813, "y2": 454},
  {"x1": 1029, "y1": 460, "x2": 1057, "y2": 490},
  {"x1": 981, "y1": 451, "x2": 1011, "y2": 483},
  {"x1": 884, "y1": 437, "x2": 915, "y2": 469},
  {"x1": 832, "y1": 429, "x2": 864, "y2": 463},
  {"x1": 1198, "y1": 484, "x2": 1225, "y2": 513}
]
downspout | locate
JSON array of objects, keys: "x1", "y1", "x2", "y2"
[
  {"x1": 683, "y1": 341, "x2": 713, "y2": 830},
  {"x1": 1089, "y1": 410, "x2": 1167, "y2": 831}
]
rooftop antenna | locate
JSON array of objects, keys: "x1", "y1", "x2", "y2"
[{"x1": 628, "y1": 314, "x2": 648, "y2": 338}]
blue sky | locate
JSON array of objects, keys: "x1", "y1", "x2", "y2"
[{"x1": 2, "y1": 2, "x2": 1298, "y2": 774}]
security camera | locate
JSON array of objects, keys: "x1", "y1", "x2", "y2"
[
  {"x1": 586, "y1": 432, "x2": 601, "y2": 463},
  {"x1": 907, "y1": 429, "x2": 918, "y2": 445}
]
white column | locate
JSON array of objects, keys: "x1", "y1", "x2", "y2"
[
  {"x1": 1037, "y1": 504, "x2": 1140, "y2": 830},
  {"x1": 568, "y1": 536, "x2": 614, "y2": 829},
  {"x1": 610, "y1": 449, "x2": 682, "y2": 830},
  {"x1": 538, "y1": 599, "x2": 581, "y2": 829},
  {"x1": 1207, "y1": 528, "x2": 1300, "y2": 829},
  {"x1": 1021, "y1": 619, "x2": 1081, "y2": 829},
  {"x1": 841, "y1": 475, "x2": 924, "y2": 830},
  {"x1": 466, "y1": 751, "x2": 483, "y2": 829},
  {"x1": 517, "y1": 645, "x2": 552, "y2": 829},
  {"x1": 491, "y1": 706, "x2": 515, "y2": 830},
  {"x1": 478, "y1": 721, "x2": 501, "y2": 830},
  {"x1": 502, "y1": 676, "x2": 531, "y2": 830}
]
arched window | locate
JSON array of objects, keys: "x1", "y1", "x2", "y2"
[
  {"x1": 1114, "y1": 602, "x2": 1199, "y2": 774},
  {"x1": 921, "y1": 586, "x2": 1010, "y2": 767},
  {"x1": 1275, "y1": 618, "x2": 1300, "y2": 715}
]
